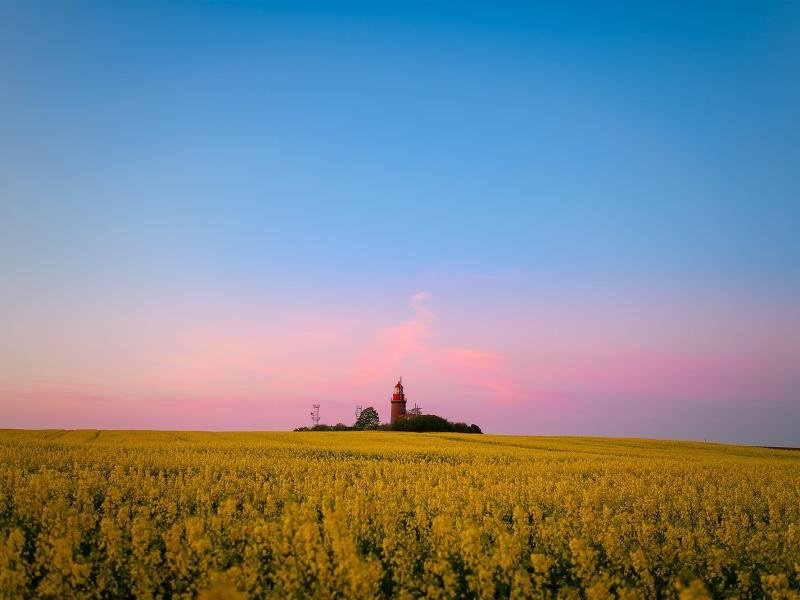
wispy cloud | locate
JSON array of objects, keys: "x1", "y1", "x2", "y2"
[{"x1": 353, "y1": 292, "x2": 522, "y2": 404}]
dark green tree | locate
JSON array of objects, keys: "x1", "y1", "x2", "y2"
[
  {"x1": 388, "y1": 415, "x2": 483, "y2": 433},
  {"x1": 354, "y1": 406, "x2": 380, "y2": 430},
  {"x1": 389, "y1": 414, "x2": 451, "y2": 432}
]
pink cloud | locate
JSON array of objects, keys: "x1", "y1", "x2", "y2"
[
  {"x1": 0, "y1": 385, "x2": 301, "y2": 430},
  {"x1": 435, "y1": 348, "x2": 501, "y2": 371},
  {"x1": 3, "y1": 282, "x2": 796, "y2": 440},
  {"x1": 352, "y1": 292, "x2": 522, "y2": 405},
  {"x1": 519, "y1": 349, "x2": 776, "y2": 403}
]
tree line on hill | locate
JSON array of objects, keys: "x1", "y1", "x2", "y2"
[{"x1": 294, "y1": 406, "x2": 482, "y2": 434}]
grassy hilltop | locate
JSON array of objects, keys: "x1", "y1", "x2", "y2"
[{"x1": 1, "y1": 430, "x2": 798, "y2": 598}]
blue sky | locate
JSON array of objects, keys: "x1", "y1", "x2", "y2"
[
  {"x1": 1, "y1": 2, "x2": 799, "y2": 443},
  {"x1": 3, "y1": 2, "x2": 799, "y2": 284}
]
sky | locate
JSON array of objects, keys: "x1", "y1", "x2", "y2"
[{"x1": 1, "y1": 2, "x2": 799, "y2": 445}]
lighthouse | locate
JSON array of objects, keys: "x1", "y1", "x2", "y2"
[{"x1": 390, "y1": 378, "x2": 407, "y2": 424}]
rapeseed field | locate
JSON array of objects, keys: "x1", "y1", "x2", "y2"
[{"x1": 0, "y1": 430, "x2": 798, "y2": 599}]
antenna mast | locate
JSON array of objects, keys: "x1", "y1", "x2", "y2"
[{"x1": 310, "y1": 404, "x2": 320, "y2": 427}]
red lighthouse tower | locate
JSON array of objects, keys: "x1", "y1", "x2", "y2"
[{"x1": 390, "y1": 378, "x2": 407, "y2": 424}]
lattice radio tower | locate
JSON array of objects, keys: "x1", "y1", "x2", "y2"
[
  {"x1": 310, "y1": 404, "x2": 320, "y2": 427},
  {"x1": 355, "y1": 405, "x2": 363, "y2": 419}
]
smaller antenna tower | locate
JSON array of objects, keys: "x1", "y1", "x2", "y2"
[
  {"x1": 410, "y1": 403, "x2": 422, "y2": 417},
  {"x1": 355, "y1": 405, "x2": 363, "y2": 419},
  {"x1": 310, "y1": 404, "x2": 320, "y2": 427}
]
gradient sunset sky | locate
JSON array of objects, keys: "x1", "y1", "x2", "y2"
[{"x1": 1, "y1": 2, "x2": 799, "y2": 444}]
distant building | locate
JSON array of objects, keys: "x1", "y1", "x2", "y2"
[{"x1": 390, "y1": 378, "x2": 407, "y2": 424}]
